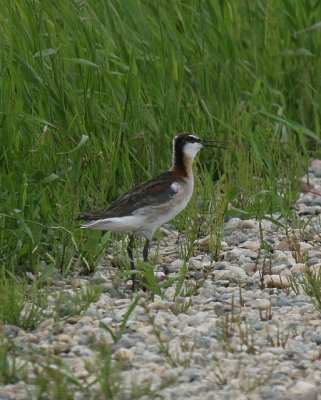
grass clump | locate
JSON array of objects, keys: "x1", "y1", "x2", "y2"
[
  {"x1": 54, "y1": 284, "x2": 103, "y2": 320},
  {"x1": 32, "y1": 356, "x2": 84, "y2": 400},
  {"x1": 0, "y1": 338, "x2": 26, "y2": 385},
  {"x1": 290, "y1": 266, "x2": 321, "y2": 313},
  {"x1": 0, "y1": 271, "x2": 103, "y2": 329},
  {"x1": 0, "y1": 274, "x2": 49, "y2": 330}
]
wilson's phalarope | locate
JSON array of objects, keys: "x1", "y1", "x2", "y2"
[{"x1": 77, "y1": 133, "x2": 225, "y2": 271}]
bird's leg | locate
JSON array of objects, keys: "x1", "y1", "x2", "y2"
[
  {"x1": 143, "y1": 239, "x2": 150, "y2": 263},
  {"x1": 127, "y1": 235, "x2": 138, "y2": 290},
  {"x1": 137, "y1": 239, "x2": 151, "y2": 292}
]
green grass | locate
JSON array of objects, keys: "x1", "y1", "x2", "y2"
[
  {"x1": 0, "y1": 273, "x2": 49, "y2": 330},
  {"x1": 0, "y1": 0, "x2": 321, "y2": 276}
]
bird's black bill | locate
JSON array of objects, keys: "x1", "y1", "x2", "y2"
[{"x1": 201, "y1": 139, "x2": 228, "y2": 149}]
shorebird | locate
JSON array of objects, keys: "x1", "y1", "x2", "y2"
[{"x1": 77, "y1": 133, "x2": 225, "y2": 273}]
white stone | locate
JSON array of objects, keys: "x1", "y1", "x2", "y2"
[
  {"x1": 114, "y1": 347, "x2": 134, "y2": 362},
  {"x1": 171, "y1": 259, "x2": 185, "y2": 269},
  {"x1": 100, "y1": 317, "x2": 113, "y2": 325},
  {"x1": 299, "y1": 242, "x2": 314, "y2": 251},
  {"x1": 290, "y1": 380, "x2": 317, "y2": 395},
  {"x1": 291, "y1": 263, "x2": 307, "y2": 274},
  {"x1": 188, "y1": 258, "x2": 203, "y2": 270},
  {"x1": 225, "y1": 265, "x2": 248, "y2": 280},
  {"x1": 247, "y1": 298, "x2": 271, "y2": 310},
  {"x1": 225, "y1": 218, "x2": 241, "y2": 229},
  {"x1": 264, "y1": 274, "x2": 290, "y2": 288},
  {"x1": 271, "y1": 264, "x2": 287, "y2": 274},
  {"x1": 147, "y1": 300, "x2": 171, "y2": 311},
  {"x1": 240, "y1": 219, "x2": 257, "y2": 230},
  {"x1": 239, "y1": 240, "x2": 261, "y2": 251},
  {"x1": 197, "y1": 235, "x2": 210, "y2": 251}
]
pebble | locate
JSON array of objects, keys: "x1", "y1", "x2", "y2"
[
  {"x1": 100, "y1": 317, "x2": 113, "y2": 325},
  {"x1": 247, "y1": 298, "x2": 271, "y2": 310},
  {"x1": 225, "y1": 265, "x2": 248, "y2": 280},
  {"x1": 213, "y1": 270, "x2": 239, "y2": 283},
  {"x1": 188, "y1": 258, "x2": 203, "y2": 270},
  {"x1": 239, "y1": 240, "x2": 261, "y2": 251},
  {"x1": 225, "y1": 232, "x2": 249, "y2": 246},
  {"x1": 56, "y1": 333, "x2": 71, "y2": 342},
  {"x1": 197, "y1": 235, "x2": 211, "y2": 251},
  {"x1": 68, "y1": 278, "x2": 90, "y2": 287},
  {"x1": 291, "y1": 263, "x2": 307, "y2": 274},
  {"x1": 312, "y1": 334, "x2": 321, "y2": 345},
  {"x1": 147, "y1": 300, "x2": 171, "y2": 311},
  {"x1": 290, "y1": 381, "x2": 318, "y2": 399},
  {"x1": 264, "y1": 275, "x2": 290, "y2": 289},
  {"x1": 171, "y1": 259, "x2": 185, "y2": 270},
  {"x1": 271, "y1": 264, "x2": 288, "y2": 274},
  {"x1": 224, "y1": 248, "x2": 245, "y2": 261},
  {"x1": 242, "y1": 262, "x2": 257, "y2": 275},
  {"x1": 2, "y1": 324, "x2": 21, "y2": 338},
  {"x1": 114, "y1": 347, "x2": 134, "y2": 362}
]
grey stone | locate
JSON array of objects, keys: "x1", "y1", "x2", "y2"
[
  {"x1": 224, "y1": 248, "x2": 245, "y2": 261},
  {"x1": 310, "y1": 161, "x2": 321, "y2": 177},
  {"x1": 312, "y1": 334, "x2": 321, "y2": 345},
  {"x1": 213, "y1": 261, "x2": 230, "y2": 270},
  {"x1": 2, "y1": 325, "x2": 21, "y2": 338},
  {"x1": 275, "y1": 295, "x2": 293, "y2": 307},
  {"x1": 159, "y1": 264, "x2": 173, "y2": 274},
  {"x1": 307, "y1": 257, "x2": 321, "y2": 265},
  {"x1": 224, "y1": 231, "x2": 249, "y2": 246},
  {"x1": 290, "y1": 380, "x2": 318, "y2": 400},
  {"x1": 193, "y1": 271, "x2": 204, "y2": 280},
  {"x1": 247, "y1": 298, "x2": 271, "y2": 310}
]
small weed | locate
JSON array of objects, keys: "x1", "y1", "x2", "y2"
[
  {"x1": 266, "y1": 324, "x2": 291, "y2": 348},
  {"x1": 0, "y1": 338, "x2": 26, "y2": 384},
  {"x1": 100, "y1": 296, "x2": 140, "y2": 344},
  {"x1": 290, "y1": 266, "x2": 321, "y2": 314},
  {"x1": 54, "y1": 284, "x2": 103, "y2": 320},
  {"x1": 173, "y1": 260, "x2": 189, "y2": 299},
  {"x1": 258, "y1": 255, "x2": 273, "y2": 290},
  {"x1": 0, "y1": 273, "x2": 49, "y2": 329},
  {"x1": 130, "y1": 376, "x2": 177, "y2": 400},
  {"x1": 87, "y1": 345, "x2": 123, "y2": 400},
  {"x1": 238, "y1": 368, "x2": 272, "y2": 393},
  {"x1": 211, "y1": 358, "x2": 273, "y2": 393},
  {"x1": 215, "y1": 313, "x2": 256, "y2": 354},
  {"x1": 288, "y1": 234, "x2": 309, "y2": 264},
  {"x1": 211, "y1": 360, "x2": 228, "y2": 388},
  {"x1": 259, "y1": 302, "x2": 273, "y2": 321},
  {"x1": 147, "y1": 312, "x2": 194, "y2": 368},
  {"x1": 32, "y1": 356, "x2": 84, "y2": 400},
  {"x1": 238, "y1": 281, "x2": 245, "y2": 307},
  {"x1": 170, "y1": 298, "x2": 193, "y2": 315},
  {"x1": 88, "y1": 340, "x2": 177, "y2": 400},
  {"x1": 182, "y1": 274, "x2": 208, "y2": 297}
]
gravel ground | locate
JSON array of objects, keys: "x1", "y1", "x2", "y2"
[{"x1": 1, "y1": 161, "x2": 321, "y2": 400}]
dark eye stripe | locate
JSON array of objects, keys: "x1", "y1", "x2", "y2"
[{"x1": 187, "y1": 135, "x2": 200, "y2": 143}]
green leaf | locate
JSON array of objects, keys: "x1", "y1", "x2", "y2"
[
  {"x1": 261, "y1": 111, "x2": 321, "y2": 141},
  {"x1": 65, "y1": 58, "x2": 99, "y2": 68},
  {"x1": 33, "y1": 48, "x2": 58, "y2": 58},
  {"x1": 57, "y1": 135, "x2": 89, "y2": 154}
]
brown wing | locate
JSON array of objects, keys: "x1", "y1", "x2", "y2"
[{"x1": 77, "y1": 171, "x2": 180, "y2": 221}]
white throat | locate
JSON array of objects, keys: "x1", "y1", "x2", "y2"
[{"x1": 183, "y1": 142, "x2": 203, "y2": 160}]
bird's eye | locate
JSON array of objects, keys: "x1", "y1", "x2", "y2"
[{"x1": 187, "y1": 135, "x2": 198, "y2": 143}]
